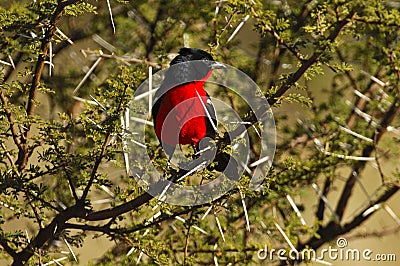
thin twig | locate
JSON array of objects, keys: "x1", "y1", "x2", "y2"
[{"x1": 82, "y1": 49, "x2": 160, "y2": 67}]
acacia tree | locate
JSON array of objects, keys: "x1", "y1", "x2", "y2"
[{"x1": 1, "y1": 0, "x2": 400, "y2": 265}]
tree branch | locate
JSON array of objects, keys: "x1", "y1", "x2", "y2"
[
  {"x1": 16, "y1": 0, "x2": 81, "y2": 170},
  {"x1": 0, "y1": 237, "x2": 18, "y2": 261},
  {"x1": 0, "y1": 87, "x2": 21, "y2": 149},
  {"x1": 12, "y1": 205, "x2": 86, "y2": 266},
  {"x1": 268, "y1": 12, "x2": 355, "y2": 106},
  {"x1": 79, "y1": 133, "x2": 111, "y2": 202},
  {"x1": 299, "y1": 184, "x2": 399, "y2": 251},
  {"x1": 335, "y1": 98, "x2": 400, "y2": 220}
]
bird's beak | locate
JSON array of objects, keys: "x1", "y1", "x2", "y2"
[{"x1": 211, "y1": 62, "x2": 226, "y2": 69}]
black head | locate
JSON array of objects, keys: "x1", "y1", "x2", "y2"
[
  {"x1": 166, "y1": 48, "x2": 224, "y2": 84},
  {"x1": 170, "y1": 48, "x2": 215, "y2": 65}
]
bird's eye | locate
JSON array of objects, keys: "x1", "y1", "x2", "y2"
[{"x1": 202, "y1": 58, "x2": 209, "y2": 61}]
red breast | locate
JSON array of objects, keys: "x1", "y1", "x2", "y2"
[{"x1": 154, "y1": 81, "x2": 209, "y2": 146}]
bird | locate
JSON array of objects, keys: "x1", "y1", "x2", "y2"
[
  {"x1": 152, "y1": 47, "x2": 222, "y2": 159},
  {"x1": 151, "y1": 48, "x2": 239, "y2": 180}
]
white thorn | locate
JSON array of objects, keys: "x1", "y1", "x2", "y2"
[
  {"x1": 338, "y1": 125, "x2": 373, "y2": 143},
  {"x1": 286, "y1": 194, "x2": 307, "y2": 226},
  {"x1": 41, "y1": 257, "x2": 68, "y2": 266},
  {"x1": 176, "y1": 161, "x2": 207, "y2": 182},
  {"x1": 0, "y1": 59, "x2": 12, "y2": 66},
  {"x1": 239, "y1": 187, "x2": 250, "y2": 232},
  {"x1": 192, "y1": 225, "x2": 209, "y2": 235},
  {"x1": 274, "y1": 221, "x2": 297, "y2": 253},
  {"x1": 62, "y1": 236, "x2": 77, "y2": 262},
  {"x1": 92, "y1": 34, "x2": 115, "y2": 52},
  {"x1": 106, "y1": 0, "x2": 116, "y2": 34},
  {"x1": 73, "y1": 53, "x2": 103, "y2": 94},
  {"x1": 8, "y1": 55, "x2": 15, "y2": 69},
  {"x1": 195, "y1": 89, "x2": 218, "y2": 133},
  {"x1": 148, "y1": 66, "x2": 153, "y2": 115},
  {"x1": 49, "y1": 41, "x2": 53, "y2": 76},
  {"x1": 383, "y1": 204, "x2": 400, "y2": 226},
  {"x1": 130, "y1": 116, "x2": 154, "y2": 126},
  {"x1": 214, "y1": 211, "x2": 225, "y2": 242},
  {"x1": 360, "y1": 70, "x2": 388, "y2": 87},
  {"x1": 100, "y1": 184, "x2": 115, "y2": 197},
  {"x1": 227, "y1": 15, "x2": 250, "y2": 43},
  {"x1": 127, "y1": 247, "x2": 136, "y2": 256},
  {"x1": 362, "y1": 203, "x2": 381, "y2": 217},
  {"x1": 175, "y1": 216, "x2": 186, "y2": 223},
  {"x1": 89, "y1": 95, "x2": 109, "y2": 113},
  {"x1": 134, "y1": 88, "x2": 159, "y2": 101},
  {"x1": 56, "y1": 27, "x2": 74, "y2": 44},
  {"x1": 136, "y1": 250, "x2": 144, "y2": 264},
  {"x1": 353, "y1": 171, "x2": 373, "y2": 202},
  {"x1": 201, "y1": 205, "x2": 213, "y2": 220},
  {"x1": 249, "y1": 156, "x2": 270, "y2": 168},
  {"x1": 312, "y1": 183, "x2": 340, "y2": 223}
]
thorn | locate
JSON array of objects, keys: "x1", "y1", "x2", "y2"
[
  {"x1": 25, "y1": 229, "x2": 30, "y2": 243},
  {"x1": 106, "y1": 0, "x2": 116, "y2": 34},
  {"x1": 286, "y1": 194, "x2": 307, "y2": 226},
  {"x1": 122, "y1": 109, "x2": 131, "y2": 176},
  {"x1": 86, "y1": 117, "x2": 103, "y2": 129},
  {"x1": 176, "y1": 161, "x2": 207, "y2": 182},
  {"x1": 192, "y1": 225, "x2": 209, "y2": 235},
  {"x1": 8, "y1": 55, "x2": 15, "y2": 69},
  {"x1": 194, "y1": 145, "x2": 212, "y2": 156},
  {"x1": 213, "y1": 243, "x2": 219, "y2": 266},
  {"x1": 338, "y1": 125, "x2": 373, "y2": 143},
  {"x1": 249, "y1": 156, "x2": 270, "y2": 168},
  {"x1": 0, "y1": 59, "x2": 12, "y2": 66},
  {"x1": 360, "y1": 70, "x2": 388, "y2": 87},
  {"x1": 92, "y1": 34, "x2": 115, "y2": 52},
  {"x1": 126, "y1": 247, "x2": 136, "y2": 256},
  {"x1": 383, "y1": 204, "x2": 400, "y2": 226},
  {"x1": 312, "y1": 183, "x2": 340, "y2": 223},
  {"x1": 130, "y1": 116, "x2": 154, "y2": 126},
  {"x1": 131, "y1": 139, "x2": 147, "y2": 148},
  {"x1": 136, "y1": 250, "x2": 144, "y2": 264},
  {"x1": 195, "y1": 90, "x2": 218, "y2": 133},
  {"x1": 274, "y1": 221, "x2": 297, "y2": 253},
  {"x1": 134, "y1": 87, "x2": 159, "y2": 101},
  {"x1": 353, "y1": 171, "x2": 373, "y2": 203},
  {"x1": 227, "y1": 14, "x2": 250, "y2": 43},
  {"x1": 72, "y1": 96, "x2": 97, "y2": 105},
  {"x1": 56, "y1": 27, "x2": 74, "y2": 44},
  {"x1": 73, "y1": 52, "x2": 103, "y2": 94},
  {"x1": 201, "y1": 206, "x2": 213, "y2": 220},
  {"x1": 362, "y1": 203, "x2": 381, "y2": 217},
  {"x1": 174, "y1": 216, "x2": 186, "y2": 223},
  {"x1": 49, "y1": 41, "x2": 53, "y2": 76},
  {"x1": 91, "y1": 198, "x2": 115, "y2": 204},
  {"x1": 62, "y1": 236, "x2": 77, "y2": 262},
  {"x1": 148, "y1": 66, "x2": 153, "y2": 115},
  {"x1": 41, "y1": 257, "x2": 68, "y2": 266},
  {"x1": 54, "y1": 198, "x2": 67, "y2": 210},
  {"x1": 352, "y1": 88, "x2": 371, "y2": 101},
  {"x1": 214, "y1": 211, "x2": 225, "y2": 242},
  {"x1": 239, "y1": 187, "x2": 250, "y2": 231},
  {"x1": 159, "y1": 183, "x2": 172, "y2": 200},
  {"x1": 100, "y1": 184, "x2": 115, "y2": 197},
  {"x1": 89, "y1": 95, "x2": 109, "y2": 114}
]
